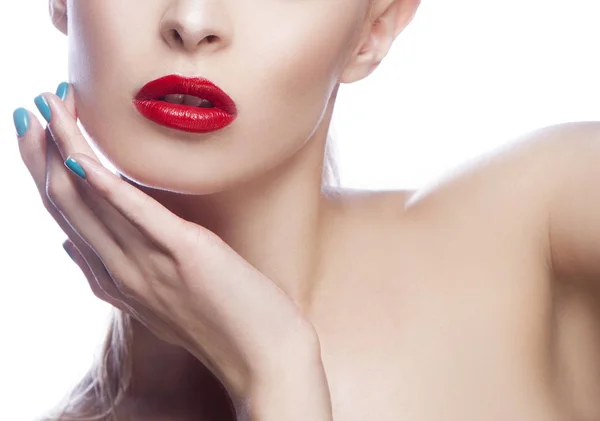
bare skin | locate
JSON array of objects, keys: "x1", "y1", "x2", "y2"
[
  {"x1": 32, "y1": 1, "x2": 599, "y2": 420},
  {"x1": 111, "y1": 125, "x2": 600, "y2": 421}
]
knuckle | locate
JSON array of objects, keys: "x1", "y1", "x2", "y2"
[
  {"x1": 114, "y1": 279, "x2": 135, "y2": 298},
  {"x1": 110, "y1": 269, "x2": 143, "y2": 300},
  {"x1": 143, "y1": 248, "x2": 173, "y2": 279},
  {"x1": 18, "y1": 144, "x2": 38, "y2": 169},
  {"x1": 174, "y1": 225, "x2": 220, "y2": 266},
  {"x1": 41, "y1": 194, "x2": 56, "y2": 213},
  {"x1": 89, "y1": 282, "x2": 110, "y2": 302},
  {"x1": 190, "y1": 224, "x2": 223, "y2": 251},
  {"x1": 92, "y1": 175, "x2": 113, "y2": 198},
  {"x1": 93, "y1": 275, "x2": 120, "y2": 300},
  {"x1": 48, "y1": 126, "x2": 66, "y2": 149},
  {"x1": 92, "y1": 285, "x2": 126, "y2": 311},
  {"x1": 17, "y1": 125, "x2": 42, "y2": 158},
  {"x1": 45, "y1": 175, "x2": 74, "y2": 208},
  {"x1": 78, "y1": 265, "x2": 115, "y2": 304}
]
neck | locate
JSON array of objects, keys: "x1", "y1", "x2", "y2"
[
  {"x1": 129, "y1": 90, "x2": 340, "y2": 309},
  {"x1": 121, "y1": 90, "x2": 342, "y2": 403}
]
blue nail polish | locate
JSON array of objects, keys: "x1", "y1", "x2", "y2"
[
  {"x1": 34, "y1": 95, "x2": 51, "y2": 123},
  {"x1": 63, "y1": 243, "x2": 75, "y2": 262},
  {"x1": 13, "y1": 108, "x2": 30, "y2": 137},
  {"x1": 56, "y1": 82, "x2": 69, "y2": 101},
  {"x1": 64, "y1": 157, "x2": 86, "y2": 179}
]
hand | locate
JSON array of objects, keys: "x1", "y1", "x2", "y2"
[{"x1": 14, "y1": 83, "x2": 321, "y2": 404}]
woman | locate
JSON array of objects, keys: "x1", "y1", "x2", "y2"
[{"x1": 12, "y1": 0, "x2": 600, "y2": 420}]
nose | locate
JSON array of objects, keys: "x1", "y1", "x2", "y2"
[{"x1": 160, "y1": 0, "x2": 229, "y2": 53}]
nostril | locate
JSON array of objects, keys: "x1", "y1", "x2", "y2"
[
  {"x1": 171, "y1": 29, "x2": 183, "y2": 45},
  {"x1": 168, "y1": 30, "x2": 216, "y2": 47}
]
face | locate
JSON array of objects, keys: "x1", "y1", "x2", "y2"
[{"x1": 62, "y1": 0, "x2": 373, "y2": 194}]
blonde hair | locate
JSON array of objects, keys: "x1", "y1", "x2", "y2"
[
  {"x1": 38, "y1": 144, "x2": 340, "y2": 421},
  {"x1": 39, "y1": 308, "x2": 133, "y2": 421}
]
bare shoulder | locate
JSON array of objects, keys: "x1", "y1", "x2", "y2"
[
  {"x1": 397, "y1": 122, "x2": 600, "y2": 235},
  {"x1": 411, "y1": 121, "x2": 600, "y2": 206},
  {"x1": 326, "y1": 121, "x2": 600, "y2": 263},
  {"x1": 332, "y1": 121, "x2": 600, "y2": 223},
  {"x1": 343, "y1": 121, "x2": 600, "y2": 268}
]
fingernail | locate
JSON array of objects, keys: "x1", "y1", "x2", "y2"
[
  {"x1": 65, "y1": 157, "x2": 86, "y2": 179},
  {"x1": 34, "y1": 95, "x2": 51, "y2": 123},
  {"x1": 63, "y1": 243, "x2": 75, "y2": 262},
  {"x1": 13, "y1": 108, "x2": 30, "y2": 137},
  {"x1": 56, "y1": 82, "x2": 69, "y2": 101}
]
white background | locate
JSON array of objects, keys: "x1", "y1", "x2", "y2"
[{"x1": 1, "y1": 0, "x2": 599, "y2": 419}]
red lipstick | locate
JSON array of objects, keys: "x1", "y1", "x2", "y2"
[{"x1": 133, "y1": 74, "x2": 237, "y2": 133}]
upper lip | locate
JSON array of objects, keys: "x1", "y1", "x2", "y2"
[{"x1": 134, "y1": 74, "x2": 237, "y2": 115}]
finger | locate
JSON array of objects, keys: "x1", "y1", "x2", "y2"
[
  {"x1": 18, "y1": 83, "x2": 77, "y2": 192},
  {"x1": 14, "y1": 103, "x2": 124, "y2": 306},
  {"x1": 16, "y1": 95, "x2": 140, "y2": 317},
  {"x1": 16, "y1": 87, "x2": 81, "y2": 233},
  {"x1": 45, "y1": 137, "x2": 132, "y2": 272},
  {"x1": 55, "y1": 82, "x2": 77, "y2": 120},
  {"x1": 14, "y1": 107, "x2": 89, "y2": 247},
  {"x1": 16, "y1": 107, "x2": 52, "y2": 199},
  {"x1": 44, "y1": 139, "x2": 139, "y2": 304},
  {"x1": 64, "y1": 239, "x2": 189, "y2": 348},
  {"x1": 63, "y1": 153, "x2": 195, "y2": 252},
  {"x1": 33, "y1": 89, "x2": 98, "y2": 162},
  {"x1": 63, "y1": 239, "x2": 148, "y2": 318},
  {"x1": 63, "y1": 240, "x2": 126, "y2": 308},
  {"x1": 51, "y1": 83, "x2": 122, "y2": 271},
  {"x1": 34, "y1": 85, "x2": 142, "y2": 247},
  {"x1": 34, "y1": 85, "x2": 188, "y2": 258},
  {"x1": 32, "y1": 85, "x2": 142, "y2": 254},
  {"x1": 16, "y1": 92, "x2": 131, "y2": 285}
]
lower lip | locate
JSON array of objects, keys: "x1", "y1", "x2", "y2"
[{"x1": 133, "y1": 100, "x2": 236, "y2": 133}]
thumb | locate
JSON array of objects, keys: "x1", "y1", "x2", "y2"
[{"x1": 62, "y1": 239, "x2": 78, "y2": 264}]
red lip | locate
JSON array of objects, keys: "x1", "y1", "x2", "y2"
[{"x1": 133, "y1": 74, "x2": 237, "y2": 133}]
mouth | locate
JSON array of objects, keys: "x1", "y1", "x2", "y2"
[
  {"x1": 158, "y1": 94, "x2": 216, "y2": 108},
  {"x1": 133, "y1": 74, "x2": 237, "y2": 133}
]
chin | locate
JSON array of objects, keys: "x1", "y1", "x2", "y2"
[
  {"x1": 114, "y1": 157, "x2": 263, "y2": 197},
  {"x1": 116, "y1": 166, "x2": 225, "y2": 196},
  {"x1": 78, "y1": 125, "x2": 230, "y2": 196},
  {"x1": 78, "y1": 105, "x2": 305, "y2": 197}
]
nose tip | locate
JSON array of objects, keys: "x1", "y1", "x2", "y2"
[{"x1": 159, "y1": 3, "x2": 227, "y2": 53}]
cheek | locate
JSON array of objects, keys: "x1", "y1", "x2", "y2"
[
  {"x1": 68, "y1": 0, "x2": 158, "y2": 101},
  {"x1": 68, "y1": 1, "x2": 157, "y2": 152},
  {"x1": 69, "y1": 0, "x2": 130, "y2": 85},
  {"x1": 246, "y1": 16, "x2": 358, "y2": 135},
  {"x1": 212, "y1": 34, "x2": 343, "y2": 173}
]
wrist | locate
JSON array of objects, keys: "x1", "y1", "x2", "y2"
[{"x1": 235, "y1": 330, "x2": 333, "y2": 421}]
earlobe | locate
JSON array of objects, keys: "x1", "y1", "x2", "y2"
[
  {"x1": 49, "y1": 0, "x2": 68, "y2": 35},
  {"x1": 339, "y1": 0, "x2": 421, "y2": 84}
]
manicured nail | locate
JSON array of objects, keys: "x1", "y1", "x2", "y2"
[
  {"x1": 34, "y1": 95, "x2": 51, "y2": 123},
  {"x1": 64, "y1": 157, "x2": 86, "y2": 179},
  {"x1": 56, "y1": 82, "x2": 69, "y2": 101},
  {"x1": 63, "y1": 243, "x2": 75, "y2": 263},
  {"x1": 13, "y1": 108, "x2": 30, "y2": 137}
]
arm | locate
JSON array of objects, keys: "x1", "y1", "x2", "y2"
[{"x1": 234, "y1": 331, "x2": 334, "y2": 421}]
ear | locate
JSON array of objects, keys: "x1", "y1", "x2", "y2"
[
  {"x1": 49, "y1": 0, "x2": 68, "y2": 35},
  {"x1": 340, "y1": 0, "x2": 421, "y2": 83}
]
